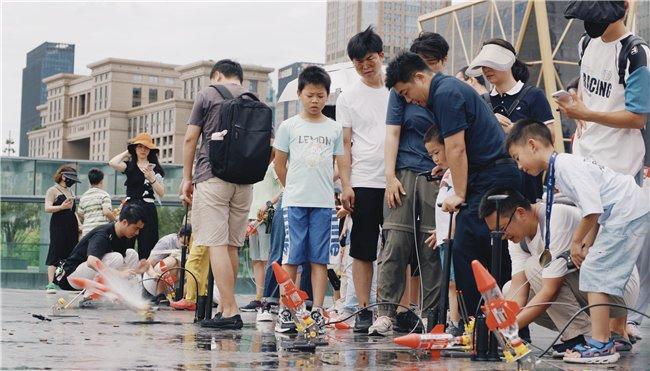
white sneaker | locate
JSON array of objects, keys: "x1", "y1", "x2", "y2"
[
  {"x1": 627, "y1": 322, "x2": 643, "y2": 340},
  {"x1": 368, "y1": 315, "x2": 393, "y2": 336},
  {"x1": 256, "y1": 306, "x2": 273, "y2": 323}
]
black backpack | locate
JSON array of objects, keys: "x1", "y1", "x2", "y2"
[
  {"x1": 579, "y1": 33, "x2": 650, "y2": 167},
  {"x1": 207, "y1": 85, "x2": 273, "y2": 184}
]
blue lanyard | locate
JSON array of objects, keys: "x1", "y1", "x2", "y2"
[{"x1": 545, "y1": 152, "x2": 558, "y2": 253}]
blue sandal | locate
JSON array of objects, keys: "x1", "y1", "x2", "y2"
[{"x1": 563, "y1": 338, "x2": 620, "y2": 364}]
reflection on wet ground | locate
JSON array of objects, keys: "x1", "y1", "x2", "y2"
[{"x1": 2, "y1": 289, "x2": 648, "y2": 370}]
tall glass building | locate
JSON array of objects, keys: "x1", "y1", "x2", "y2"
[{"x1": 19, "y1": 42, "x2": 75, "y2": 156}]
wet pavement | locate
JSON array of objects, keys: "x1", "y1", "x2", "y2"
[{"x1": 1, "y1": 288, "x2": 648, "y2": 370}]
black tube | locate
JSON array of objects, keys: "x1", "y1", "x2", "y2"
[{"x1": 175, "y1": 205, "x2": 190, "y2": 301}]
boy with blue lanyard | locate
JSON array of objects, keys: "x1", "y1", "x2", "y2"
[
  {"x1": 505, "y1": 119, "x2": 649, "y2": 364},
  {"x1": 385, "y1": 51, "x2": 522, "y2": 316}
]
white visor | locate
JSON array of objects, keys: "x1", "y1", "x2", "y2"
[{"x1": 466, "y1": 44, "x2": 516, "y2": 77}]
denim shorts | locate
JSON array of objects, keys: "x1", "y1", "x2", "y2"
[
  {"x1": 282, "y1": 207, "x2": 332, "y2": 265},
  {"x1": 580, "y1": 212, "x2": 649, "y2": 297}
]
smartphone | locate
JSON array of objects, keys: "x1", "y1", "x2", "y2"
[
  {"x1": 147, "y1": 163, "x2": 156, "y2": 170},
  {"x1": 552, "y1": 90, "x2": 572, "y2": 103}
]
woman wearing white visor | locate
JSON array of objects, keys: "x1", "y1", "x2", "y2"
[{"x1": 467, "y1": 38, "x2": 556, "y2": 204}]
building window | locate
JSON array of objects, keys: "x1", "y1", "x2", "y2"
[
  {"x1": 164, "y1": 89, "x2": 173, "y2": 100},
  {"x1": 149, "y1": 88, "x2": 158, "y2": 103},
  {"x1": 133, "y1": 74, "x2": 143, "y2": 82},
  {"x1": 132, "y1": 87, "x2": 141, "y2": 107},
  {"x1": 249, "y1": 80, "x2": 258, "y2": 93},
  {"x1": 149, "y1": 76, "x2": 158, "y2": 83},
  {"x1": 184, "y1": 81, "x2": 188, "y2": 99},
  {"x1": 190, "y1": 79, "x2": 194, "y2": 100},
  {"x1": 104, "y1": 86, "x2": 109, "y2": 108}
]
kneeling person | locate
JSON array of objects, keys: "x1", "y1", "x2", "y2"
[
  {"x1": 142, "y1": 225, "x2": 192, "y2": 298},
  {"x1": 54, "y1": 204, "x2": 147, "y2": 291},
  {"x1": 479, "y1": 187, "x2": 639, "y2": 356}
]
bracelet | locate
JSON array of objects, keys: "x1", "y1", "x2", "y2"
[{"x1": 150, "y1": 179, "x2": 157, "y2": 185}]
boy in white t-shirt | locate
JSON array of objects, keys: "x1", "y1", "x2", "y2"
[
  {"x1": 506, "y1": 119, "x2": 650, "y2": 364},
  {"x1": 561, "y1": 1, "x2": 649, "y2": 179},
  {"x1": 274, "y1": 66, "x2": 352, "y2": 333},
  {"x1": 336, "y1": 26, "x2": 389, "y2": 333},
  {"x1": 423, "y1": 133, "x2": 462, "y2": 335}
]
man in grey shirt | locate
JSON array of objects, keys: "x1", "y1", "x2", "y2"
[{"x1": 181, "y1": 59, "x2": 254, "y2": 330}]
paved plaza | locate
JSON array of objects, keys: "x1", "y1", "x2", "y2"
[{"x1": 1, "y1": 289, "x2": 648, "y2": 370}]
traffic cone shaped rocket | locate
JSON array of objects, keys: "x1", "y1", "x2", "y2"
[
  {"x1": 68, "y1": 277, "x2": 110, "y2": 299},
  {"x1": 471, "y1": 260, "x2": 530, "y2": 363},
  {"x1": 271, "y1": 261, "x2": 308, "y2": 311}
]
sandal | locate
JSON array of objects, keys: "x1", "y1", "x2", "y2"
[
  {"x1": 611, "y1": 332, "x2": 633, "y2": 352},
  {"x1": 563, "y1": 338, "x2": 620, "y2": 364}
]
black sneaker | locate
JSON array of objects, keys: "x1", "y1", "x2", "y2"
[
  {"x1": 200, "y1": 314, "x2": 243, "y2": 329},
  {"x1": 519, "y1": 326, "x2": 532, "y2": 343},
  {"x1": 240, "y1": 300, "x2": 262, "y2": 312},
  {"x1": 353, "y1": 309, "x2": 373, "y2": 333},
  {"x1": 395, "y1": 310, "x2": 424, "y2": 333},
  {"x1": 551, "y1": 335, "x2": 586, "y2": 358}
]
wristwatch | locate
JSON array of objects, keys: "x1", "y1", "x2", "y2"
[{"x1": 266, "y1": 200, "x2": 273, "y2": 209}]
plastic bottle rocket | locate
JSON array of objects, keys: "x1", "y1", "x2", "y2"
[
  {"x1": 271, "y1": 262, "x2": 317, "y2": 338},
  {"x1": 471, "y1": 260, "x2": 531, "y2": 363}
]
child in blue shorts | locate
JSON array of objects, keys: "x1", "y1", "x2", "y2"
[
  {"x1": 505, "y1": 118, "x2": 650, "y2": 364},
  {"x1": 273, "y1": 66, "x2": 352, "y2": 326}
]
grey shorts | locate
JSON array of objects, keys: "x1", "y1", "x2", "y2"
[
  {"x1": 383, "y1": 169, "x2": 438, "y2": 233},
  {"x1": 248, "y1": 221, "x2": 271, "y2": 261}
]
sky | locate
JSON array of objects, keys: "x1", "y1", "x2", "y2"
[{"x1": 1, "y1": 0, "x2": 327, "y2": 154}]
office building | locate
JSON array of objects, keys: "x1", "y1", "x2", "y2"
[
  {"x1": 19, "y1": 42, "x2": 75, "y2": 156},
  {"x1": 325, "y1": 0, "x2": 449, "y2": 63},
  {"x1": 27, "y1": 58, "x2": 273, "y2": 164}
]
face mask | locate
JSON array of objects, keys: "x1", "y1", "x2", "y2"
[
  {"x1": 64, "y1": 178, "x2": 76, "y2": 188},
  {"x1": 584, "y1": 22, "x2": 609, "y2": 38}
]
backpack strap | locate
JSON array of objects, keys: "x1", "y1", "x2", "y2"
[
  {"x1": 506, "y1": 84, "x2": 534, "y2": 117},
  {"x1": 211, "y1": 85, "x2": 261, "y2": 103},
  {"x1": 578, "y1": 34, "x2": 591, "y2": 66},
  {"x1": 617, "y1": 35, "x2": 648, "y2": 87},
  {"x1": 211, "y1": 85, "x2": 235, "y2": 100}
]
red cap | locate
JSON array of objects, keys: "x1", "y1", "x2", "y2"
[
  {"x1": 394, "y1": 334, "x2": 422, "y2": 349},
  {"x1": 471, "y1": 260, "x2": 497, "y2": 293},
  {"x1": 271, "y1": 261, "x2": 289, "y2": 284}
]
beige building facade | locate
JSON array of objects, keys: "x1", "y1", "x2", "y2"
[
  {"x1": 27, "y1": 58, "x2": 273, "y2": 164},
  {"x1": 325, "y1": 0, "x2": 449, "y2": 63}
]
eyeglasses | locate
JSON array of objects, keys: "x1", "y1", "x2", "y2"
[
  {"x1": 502, "y1": 209, "x2": 516, "y2": 232},
  {"x1": 489, "y1": 209, "x2": 516, "y2": 233}
]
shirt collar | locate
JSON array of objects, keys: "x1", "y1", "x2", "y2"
[{"x1": 490, "y1": 80, "x2": 524, "y2": 97}]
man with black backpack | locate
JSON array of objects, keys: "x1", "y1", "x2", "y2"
[{"x1": 182, "y1": 59, "x2": 273, "y2": 329}]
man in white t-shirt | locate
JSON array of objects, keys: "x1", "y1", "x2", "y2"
[
  {"x1": 479, "y1": 187, "x2": 640, "y2": 357},
  {"x1": 561, "y1": 1, "x2": 649, "y2": 179},
  {"x1": 337, "y1": 26, "x2": 389, "y2": 333}
]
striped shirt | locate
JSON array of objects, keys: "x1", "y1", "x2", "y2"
[{"x1": 78, "y1": 187, "x2": 112, "y2": 236}]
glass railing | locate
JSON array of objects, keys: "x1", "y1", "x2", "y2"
[
  {"x1": 0, "y1": 157, "x2": 253, "y2": 289},
  {"x1": 1, "y1": 156, "x2": 183, "y2": 200}
]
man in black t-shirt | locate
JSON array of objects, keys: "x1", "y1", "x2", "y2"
[{"x1": 54, "y1": 204, "x2": 147, "y2": 291}]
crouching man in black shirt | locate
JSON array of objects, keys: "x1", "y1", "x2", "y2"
[{"x1": 55, "y1": 204, "x2": 148, "y2": 291}]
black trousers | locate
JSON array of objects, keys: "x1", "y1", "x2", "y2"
[
  {"x1": 126, "y1": 199, "x2": 159, "y2": 259},
  {"x1": 452, "y1": 163, "x2": 522, "y2": 315}
]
